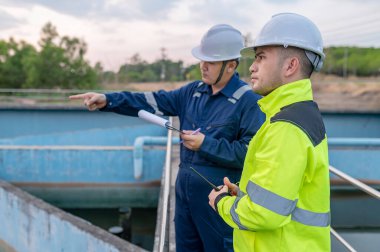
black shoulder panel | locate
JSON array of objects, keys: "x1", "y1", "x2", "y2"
[{"x1": 270, "y1": 101, "x2": 326, "y2": 146}]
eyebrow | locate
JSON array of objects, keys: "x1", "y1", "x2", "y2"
[{"x1": 256, "y1": 51, "x2": 265, "y2": 57}]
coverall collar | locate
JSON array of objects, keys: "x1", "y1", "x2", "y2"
[
  {"x1": 198, "y1": 72, "x2": 241, "y2": 98},
  {"x1": 258, "y1": 78, "x2": 313, "y2": 118}
]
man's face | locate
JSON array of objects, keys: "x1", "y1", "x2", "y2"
[
  {"x1": 249, "y1": 46, "x2": 283, "y2": 96},
  {"x1": 199, "y1": 61, "x2": 224, "y2": 85}
]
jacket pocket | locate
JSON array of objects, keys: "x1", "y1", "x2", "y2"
[{"x1": 204, "y1": 119, "x2": 237, "y2": 140}]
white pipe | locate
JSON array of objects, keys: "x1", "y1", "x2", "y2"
[{"x1": 133, "y1": 136, "x2": 179, "y2": 179}]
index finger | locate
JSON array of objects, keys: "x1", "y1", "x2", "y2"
[
  {"x1": 180, "y1": 133, "x2": 196, "y2": 141},
  {"x1": 181, "y1": 130, "x2": 193, "y2": 135},
  {"x1": 69, "y1": 94, "x2": 88, "y2": 100}
]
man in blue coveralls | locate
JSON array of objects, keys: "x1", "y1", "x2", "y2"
[{"x1": 70, "y1": 24, "x2": 264, "y2": 251}]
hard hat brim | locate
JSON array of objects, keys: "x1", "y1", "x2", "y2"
[{"x1": 192, "y1": 46, "x2": 241, "y2": 62}]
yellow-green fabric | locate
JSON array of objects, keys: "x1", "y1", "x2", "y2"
[{"x1": 217, "y1": 79, "x2": 330, "y2": 251}]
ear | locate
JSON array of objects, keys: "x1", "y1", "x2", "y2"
[
  {"x1": 284, "y1": 57, "x2": 299, "y2": 77},
  {"x1": 226, "y1": 61, "x2": 237, "y2": 73}
]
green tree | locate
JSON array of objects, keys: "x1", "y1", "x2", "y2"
[
  {"x1": 322, "y1": 47, "x2": 380, "y2": 77},
  {"x1": 0, "y1": 39, "x2": 38, "y2": 88},
  {"x1": 117, "y1": 53, "x2": 186, "y2": 83},
  {"x1": 151, "y1": 59, "x2": 184, "y2": 81},
  {"x1": 184, "y1": 64, "x2": 201, "y2": 80},
  {"x1": 118, "y1": 53, "x2": 152, "y2": 83},
  {"x1": 23, "y1": 22, "x2": 98, "y2": 89}
]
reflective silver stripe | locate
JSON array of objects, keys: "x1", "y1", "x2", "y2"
[
  {"x1": 237, "y1": 189, "x2": 246, "y2": 198},
  {"x1": 228, "y1": 85, "x2": 251, "y2": 104},
  {"x1": 232, "y1": 85, "x2": 251, "y2": 100},
  {"x1": 247, "y1": 181, "x2": 330, "y2": 227},
  {"x1": 228, "y1": 98, "x2": 236, "y2": 104},
  {"x1": 246, "y1": 181, "x2": 297, "y2": 216},
  {"x1": 193, "y1": 82, "x2": 204, "y2": 97},
  {"x1": 193, "y1": 92, "x2": 201, "y2": 98},
  {"x1": 292, "y1": 207, "x2": 330, "y2": 227},
  {"x1": 230, "y1": 197, "x2": 249, "y2": 230},
  {"x1": 144, "y1": 92, "x2": 163, "y2": 115}
]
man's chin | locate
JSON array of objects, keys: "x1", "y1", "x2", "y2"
[
  {"x1": 249, "y1": 82, "x2": 257, "y2": 90},
  {"x1": 201, "y1": 78, "x2": 212, "y2": 85},
  {"x1": 251, "y1": 84, "x2": 263, "y2": 95}
]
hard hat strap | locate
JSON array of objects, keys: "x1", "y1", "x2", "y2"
[
  {"x1": 305, "y1": 50, "x2": 321, "y2": 71},
  {"x1": 213, "y1": 61, "x2": 228, "y2": 85},
  {"x1": 234, "y1": 59, "x2": 240, "y2": 69}
]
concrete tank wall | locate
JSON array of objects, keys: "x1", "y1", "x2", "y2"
[{"x1": 0, "y1": 180, "x2": 147, "y2": 252}]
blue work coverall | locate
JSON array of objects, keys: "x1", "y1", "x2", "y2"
[{"x1": 102, "y1": 72, "x2": 264, "y2": 251}]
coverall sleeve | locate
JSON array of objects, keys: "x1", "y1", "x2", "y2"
[
  {"x1": 217, "y1": 122, "x2": 311, "y2": 230},
  {"x1": 101, "y1": 85, "x2": 190, "y2": 117},
  {"x1": 198, "y1": 101, "x2": 264, "y2": 168}
]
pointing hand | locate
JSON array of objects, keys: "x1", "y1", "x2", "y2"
[{"x1": 69, "y1": 92, "x2": 107, "y2": 111}]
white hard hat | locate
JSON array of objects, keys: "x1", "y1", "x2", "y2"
[
  {"x1": 192, "y1": 24, "x2": 244, "y2": 62},
  {"x1": 241, "y1": 13, "x2": 325, "y2": 71}
]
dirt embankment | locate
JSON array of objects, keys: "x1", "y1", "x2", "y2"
[
  {"x1": 108, "y1": 74, "x2": 380, "y2": 113},
  {"x1": 311, "y1": 74, "x2": 380, "y2": 112}
]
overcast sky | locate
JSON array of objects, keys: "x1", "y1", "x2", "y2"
[{"x1": 0, "y1": 0, "x2": 379, "y2": 71}]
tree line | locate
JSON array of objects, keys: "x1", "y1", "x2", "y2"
[
  {"x1": 0, "y1": 23, "x2": 98, "y2": 89},
  {"x1": 1, "y1": 23, "x2": 379, "y2": 90},
  {"x1": 323, "y1": 47, "x2": 380, "y2": 77}
]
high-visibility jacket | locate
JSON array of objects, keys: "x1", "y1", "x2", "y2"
[{"x1": 216, "y1": 79, "x2": 331, "y2": 252}]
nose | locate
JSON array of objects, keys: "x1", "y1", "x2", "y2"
[
  {"x1": 249, "y1": 61, "x2": 257, "y2": 73},
  {"x1": 200, "y1": 61, "x2": 208, "y2": 71}
]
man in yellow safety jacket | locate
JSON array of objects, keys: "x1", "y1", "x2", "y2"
[{"x1": 208, "y1": 13, "x2": 331, "y2": 251}]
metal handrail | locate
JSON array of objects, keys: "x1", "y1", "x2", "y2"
[
  {"x1": 330, "y1": 165, "x2": 380, "y2": 199},
  {"x1": 0, "y1": 88, "x2": 118, "y2": 94},
  {"x1": 158, "y1": 117, "x2": 174, "y2": 252},
  {"x1": 329, "y1": 165, "x2": 380, "y2": 251},
  {"x1": 0, "y1": 145, "x2": 135, "y2": 150},
  {"x1": 330, "y1": 228, "x2": 357, "y2": 252}
]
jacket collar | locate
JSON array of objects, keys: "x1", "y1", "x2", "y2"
[
  {"x1": 197, "y1": 72, "x2": 243, "y2": 98},
  {"x1": 258, "y1": 79, "x2": 313, "y2": 118}
]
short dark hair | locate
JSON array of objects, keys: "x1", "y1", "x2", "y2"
[{"x1": 277, "y1": 46, "x2": 314, "y2": 78}]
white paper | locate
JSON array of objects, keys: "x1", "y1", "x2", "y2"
[{"x1": 138, "y1": 110, "x2": 168, "y2": 128}]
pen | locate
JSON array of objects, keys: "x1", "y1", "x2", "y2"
[
  {"x1": 180, "y1": 128, "x2": 201, "y2": 144},
  {"x1": 190, "y1": 128, "x2": 201, "y2": 135}
]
